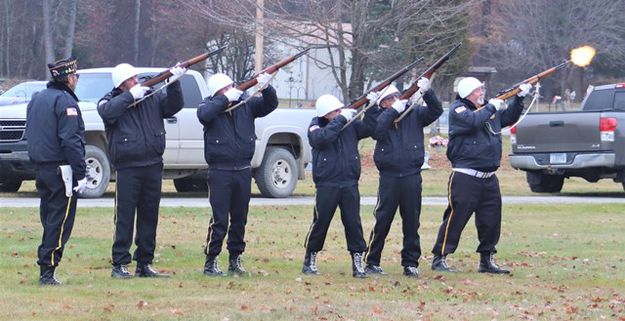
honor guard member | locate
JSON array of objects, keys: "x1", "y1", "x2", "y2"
[
  {"x1": 26, "y1": 57, "x2": 87, "y2": 285},
  {"x1": 302, "y1": 94, "x2": 371, "y2": 278},
  {"x1": 431, "y1": 77, "x2": 532, "y2": 274},
  {"x1": 198, "y1": 72, "x2": 277, "y2": 276},
  {"x1": 363, "y1": 78, "x2": 442, "y2": 278},
  {"x1": 97, "y1": 63, "x2": 186, "y2": 278}
]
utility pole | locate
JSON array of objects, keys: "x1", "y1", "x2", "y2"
[{"x1": 254, "y1": 0, "x2": 264, "y2": 74}]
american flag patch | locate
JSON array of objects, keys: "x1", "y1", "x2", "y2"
[
  {"x1": 66, "y1": 107, "x2": 78, "y2": 116},
  {"x1": 309, "y1": 125, "x2": 320, "y2": 132},
  {"x1": 454, "y1": 106, "x2": 467, "y2": 113}
]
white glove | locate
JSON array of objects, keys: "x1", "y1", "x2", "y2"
[
  {"x1": 366, "y1": 91, "x2": 381, "y2": 104},
  {"x1": 517, "y1": 83, "x2": 532, "y2": 97},
  {"x1": 417, "y1": 77, "x2": 430, "y2": 93},
  {"x1": 129, "y1": 84, "x2": 149, "y2": 100},
  {"x1": 339, "y1": 108, "x2": 357, "y2": 121},
  {"x1": 167, "y1": 65, "x2": 186, "y2": 84},
  {"x1": 488, "y1": 98, "x2": 505, "y2": 110},
  {"x1": 73, "y1": 177, "x2": 88, "y2": 194},
  {"x1": 256, "y1": 72, "x2": 273, "y2": 88},
  {"x1": 391, "y1": 99, "x2": 407, "y2": 113},
  {"x1": 224, "y1": 88, "x2": 243, "y2": 102}
]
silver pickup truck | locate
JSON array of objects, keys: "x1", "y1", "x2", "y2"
[
  {"x1": 509, "y1": 83, "x2": 625, "y2": 192},
  {"x1": 0, "y1": 68, "x2": 314, "y2": 198}
]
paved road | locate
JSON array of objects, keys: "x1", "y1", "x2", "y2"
[{"x1": 1, "y1": 195, "x2": 624, "y2": 208}]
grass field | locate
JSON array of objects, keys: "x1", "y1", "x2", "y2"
[{"x1": 1, "y1": 203, "x2": 624, "y2": 321}]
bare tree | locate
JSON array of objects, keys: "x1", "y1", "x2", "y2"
[
  {"x1": 63, "y1": 0, "x2": 77, "y2": 58},
  {"x1": 478, "y1": 0, "x2": 625, "y2": 98},
  {"x1": 134, "y1": 0, "x2": 141, "y2": 64},
  {"x1": 43, "y1": 0, "x2": 54, "y2": 78},
  {"x1": 179, "y1": 0, "x2": 474, "y2": 102}
]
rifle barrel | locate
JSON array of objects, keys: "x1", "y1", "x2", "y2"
[{"x1": 141, "y1": 46, "x2": 227, "y2": 87}]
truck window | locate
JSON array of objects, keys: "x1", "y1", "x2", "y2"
[
  {"x1": 75, "y1": 73, "x2": 114, "y2": 103},
  {"x1": 614, "y1": 91, "x2": 625, "y2": 111},
  {"x1": 179, "y1": 75, "x2": 202, "y2": 109},
  {"x1": 582, "y1": 89, "x2": 614, "y2": 111}
]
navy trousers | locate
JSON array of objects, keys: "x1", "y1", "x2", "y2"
[
  {"x1": 204, "y1": 168, "x2": 252, "y2": 258},
  {"x1": 366, "y1": 173, "x2": 422, "y2": 267},
  {"x1": 112, "y1": 163, "x2": 163, "y2": 265},
  {"x1": 432, "y1": 171, "x2": 502, "y2": 256},
  {"x1": 35, "y1": 164, "x2": 77, "y2": 267},
  {"x1": 304, "y1": 185, "x2": 367, "y2": 253}
]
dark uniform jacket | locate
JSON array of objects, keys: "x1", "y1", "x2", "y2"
[
  {"x1": 97, "y1": 82, "x2": 183, "y2": 169},
  {"x1": 308, "y1": 114, "x2": 371, "y2": 187},
  {"x1": 26, "y1": 81, "x2": 86, "y2": 180},
  {"x1": 446, "y1": 95, "x2": 524, "y2": 171},
  {"x1": 197, "y1": 86, "x2": 278, "y2": 170},
  {"x1": 366, "y1": 89, "x2": 443, "y2": 177}
]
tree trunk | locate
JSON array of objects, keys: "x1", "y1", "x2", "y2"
[
  {"x1": 63, "y1": 0, "x2": 77, "y2": 58},
  {"x1": 43, "y1": 0, "x2": 54, "y2": 79},
  {"x1": 134, "y1": 0, "x2": 141, "y2": 64}
]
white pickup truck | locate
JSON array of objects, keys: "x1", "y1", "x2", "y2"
[{"x1": 0, "y1": 68, "x2": 315, "y2": 198}]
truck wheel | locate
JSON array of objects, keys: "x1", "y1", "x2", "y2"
[
  {"x1": 173, "y1": 176, "x2": 208, "y2": 192},
  {"x1": 79, "y1": 145, "x2": 111, "y2": 198},
  {"x1": 0, "y1": 178, "x2": 22, "y2": 192},
  {"x1": 526, "y1": 171, "x2": 564, "y2": 193},
  {"x1": 255, "y1": 147, "x2": 298, "y2": 198}
]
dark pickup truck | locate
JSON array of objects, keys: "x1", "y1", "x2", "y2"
[{"x1": 509, "y1": 83, "x2": 625, "y2": 192}]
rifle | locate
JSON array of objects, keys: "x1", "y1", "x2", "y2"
[
  {"x1": 494, "y1": 60, "x2": 569, "y2": 101},
  {"x1": 341, "y1": 57, "x2": 424, "y2": 129},
  {"x1": 141, "y1": 46, "x2": 227, "y2": 87},
  {"x1": 236, "y1": 47, "x2": 312, "y2": 91},
  {"x1": 394, "y1": 42, "x2": 462, "y2": 124}
]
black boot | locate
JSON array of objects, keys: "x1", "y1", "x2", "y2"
[
  {"x1": 228, "y1": 254, "x2": 247, "y2": 275},
  {"x1": 302, "y1": 251, "x2": 319, "y2": 275},
  {"x1": 111, "y1": 264, "x2": 133, "y2": 279},
  {"x1": 39, "y1": 266, "x2": 61, "y2": 286},
  {"x1": 364, "y1": 263, "x2": 386, "y2": 275},
  {"x1": 203, "y1": 256, "x2": 224, "y2": 276},
  {"x1": 431, "y1": 255, "x2": 458, "y2": 272},
  {"x1": 351, "y1": 252, "x2": 367, "y2": 279},
  {"x1": 135, "y1": 264, "x2": 170, "y2": 278},
  {"x1": 403, "y1": 266, "x2": 419, "y2": 278},
  {"x1": 478, "y1": 252, "x2": 510, "y2": 274}
]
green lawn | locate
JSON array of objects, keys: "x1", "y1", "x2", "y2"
[{"x1": 1, "y1": 204, "x2": 624, "y2": 320}]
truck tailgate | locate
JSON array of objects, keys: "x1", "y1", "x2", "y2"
[{"x1": 513, "y1": 112, "x2": 602, "y2": 153}]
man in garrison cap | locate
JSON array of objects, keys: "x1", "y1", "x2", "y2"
[{"x1": 26, "y1": 57, "x2": 87, "y2": 285}]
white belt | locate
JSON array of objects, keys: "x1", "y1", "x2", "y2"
[{"x1": 453, "y1": 168, "x2": 496, "y2": 178}]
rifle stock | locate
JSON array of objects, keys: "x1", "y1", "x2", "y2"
[
  {"x1": 236, "y1": 48, "x2": 312, "y2": 91},
  {"x1": 495, "y1": 60, "x2": 570, "y2": 100},
  {"x1": 346, "y1": 57, "x2": 424, "y2": 109},
  {"x1": 141, "y1": 46, "x2": 227, "y2": 87}
]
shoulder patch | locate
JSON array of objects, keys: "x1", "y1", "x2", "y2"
[
  {"x1": 66, "y1": 107, "x2": 78, "y2": 116},
  {"x1": 454, "y1": 106, "x2": 467, "y2": 113},
  {"x1": 309, "y1": 125, "x2": 320, "y2": 132}
]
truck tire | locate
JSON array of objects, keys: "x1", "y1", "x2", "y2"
[
  {"x1": 173, "y1": 176, "x2": 208, "y2": 193},
  {"x1": 0, "y1": 178, "x2": 22, "y2": 192},
  {"x1": 79, "y1": 145, "x2": 111, "y2": 198},
  {"x1": 255, "y1": 147, "x2": 298, "y2": 198},
  {"x1": 526, "y1": 171, "x2": 564, "y2": 193}
]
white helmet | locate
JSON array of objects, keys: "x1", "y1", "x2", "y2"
[
  {"x1": 377, "y1": 84, "x2": 400, "y2": 105},
  {"x1": 111, "y1": 63, "x2": 137, "y2": 88},
  {"x1": 315, "y1": 94, "x2": 344, "y2": 117},
  {"x1": 457, "y1": 77, "x2": 483, "y2": 98},
  {"x1": 207, "y1": 73, "x2": 234, "y2": 97}
]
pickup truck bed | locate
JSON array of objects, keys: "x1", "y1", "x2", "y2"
[{"x1": 509, "y1": 83, "x2": 625, "y2": 192}]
